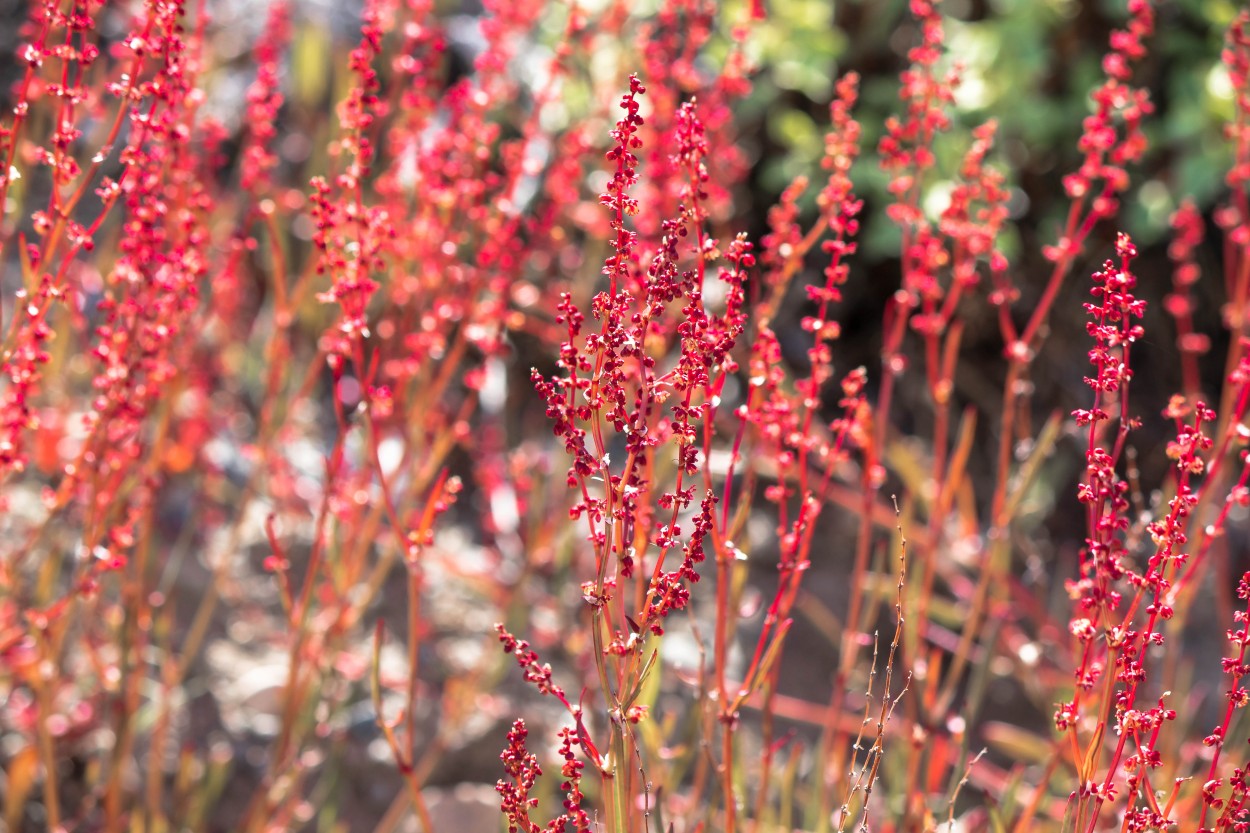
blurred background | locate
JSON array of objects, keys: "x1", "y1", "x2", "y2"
[{"x1": 0, "y1": 0, "x2": 1245, "y2": 831}]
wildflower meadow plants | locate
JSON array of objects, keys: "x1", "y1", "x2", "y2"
[{"x1": 1, "y1": 0, "x2": 1250, "y2": 831}]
